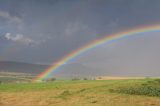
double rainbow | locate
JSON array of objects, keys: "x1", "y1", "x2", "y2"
[{"x1": 34, "y1": 25, "x2": 160, "y2": 82}]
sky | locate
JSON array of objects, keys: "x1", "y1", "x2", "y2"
[{"x1": 0, "y1": 0, "x2": 160, "y2": 75}]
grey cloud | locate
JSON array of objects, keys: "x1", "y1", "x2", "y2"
[
  {"x1": 64, "y1": 21, "x2": 89, "y2": 37},
  {"x1": 1, "y1": 0, "x2": 160, "y2": 66},
  {"x1": 0, "y1": 10, "x2": 22, "y2": 24}
]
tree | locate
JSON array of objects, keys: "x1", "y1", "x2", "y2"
[
  {"x1": 83, "y1": 77, "x2": 88, "y2": 80},
  {"x1": 46, "y1": 78, "x2": 56, "y2": 82}
]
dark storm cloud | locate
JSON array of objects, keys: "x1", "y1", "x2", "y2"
[{"x1": 0, "y1": 0, "x2": 160, "y2": 64}]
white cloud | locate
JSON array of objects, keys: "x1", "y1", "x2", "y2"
[
  {"x1": 0, "y1": 11, "x2": 22, "y2": 24},
  {"x1": 4, "y1": 33, "x2": 34, "y2": 45}
]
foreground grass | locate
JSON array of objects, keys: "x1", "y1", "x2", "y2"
[{"x1": 0, "y1": 79, "x2": 160, "y2": 106}]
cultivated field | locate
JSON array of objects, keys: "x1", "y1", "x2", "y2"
[
  {"x1": 0, "y1": 72, "x2": 34, "y2": 83},
  {"x1": 0, "y1": 79, "x2": 160, "y2": 106}
]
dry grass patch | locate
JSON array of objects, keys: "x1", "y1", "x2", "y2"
[{"x1": 0, "y1": 80, "x2": 160, "y2": 106}]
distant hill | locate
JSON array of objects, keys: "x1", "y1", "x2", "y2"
[
  {"x1": 0, "y1": 61, "x2": 159, "y2": 80},
  {"x1": 51, "y1": 63, "x2": 102, "y2": 79},
  {"x1": 0, "y1": 61, "x2": 102, "y2": 79},
  {"x1": 0, "y1": 71, "x2": 34, "y2": 83},
  {"x1": 0, "y1": 61, "x2": 49, "y2": 74}
]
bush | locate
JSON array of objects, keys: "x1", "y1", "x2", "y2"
[
  {"x1": 83, "y1": 78, "x2": 88, "y2": 80},
  {"x1": 46, "y1": 78, "x2": 56, "y2": 82}
]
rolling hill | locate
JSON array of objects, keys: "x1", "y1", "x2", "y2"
[{"x1": 0, "y1": 61, "x2": 49, "y2": 74}]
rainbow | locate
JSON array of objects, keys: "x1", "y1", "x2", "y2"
[{"x1": 34, "y1": 25, "x2": 160, "y2": 82}]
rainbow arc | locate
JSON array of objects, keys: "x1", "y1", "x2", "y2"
[{"x1": 34, "y1": 25, "x2": 160, "y2": 82}]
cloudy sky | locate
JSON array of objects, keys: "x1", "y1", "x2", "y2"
[{"x1": 0, "y1": 0, "x2": 160, "y2": 76}]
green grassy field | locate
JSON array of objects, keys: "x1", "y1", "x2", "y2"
[{"x1": 0, "y1": 79, "x2": 160, "y2": 106}]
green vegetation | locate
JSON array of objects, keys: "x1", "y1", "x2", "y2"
[
  {"x1": 1, "y1": 79, "x2": 160, "y2": 97},
  {"x1": 0, "y1": 79, "x2": 160, "y2": 106},
  {"x1": 110, "y1": 79, "x2": 160, "y2": 97}
]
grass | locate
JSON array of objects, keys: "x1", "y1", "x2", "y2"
[{"x1": 0, "y1": 79, "x2": 160, "y2": 106}]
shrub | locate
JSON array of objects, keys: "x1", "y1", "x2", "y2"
[
  {"x1": 46, "y1": 78, "x2": 56, "y2": 82},
  {"x1": 83, "y1": 78, "x2": 88, "y2": 80},
  {"x1": 110, "y1": 79, "x2": 160, "y2": 97}
]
